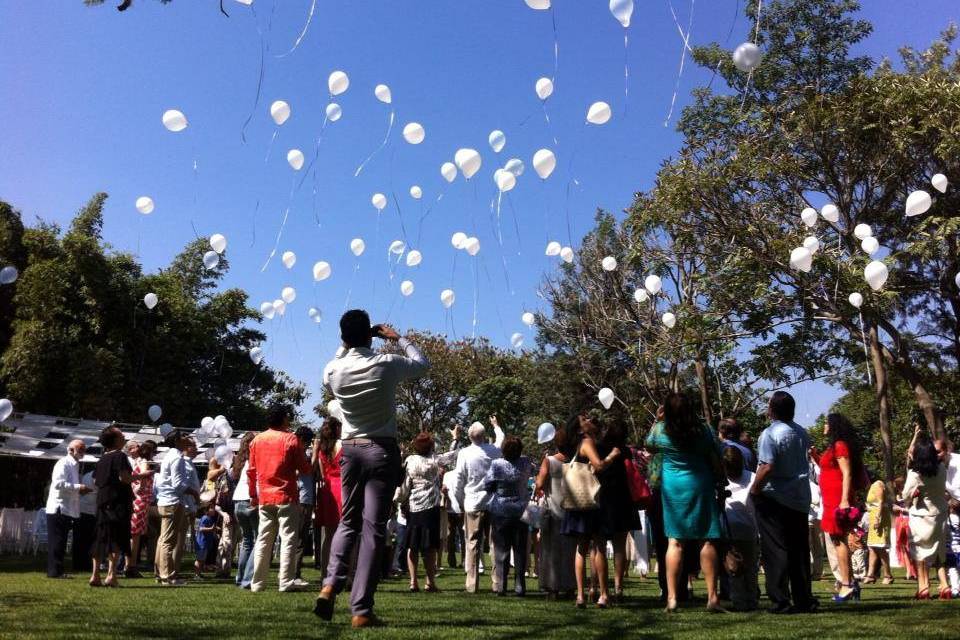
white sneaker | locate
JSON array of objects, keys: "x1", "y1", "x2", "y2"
[
  {"x1": 279, "y1": 584, "x2": 307, "y2": 593},
  {"x1": 292, "y1": 578, "x2": 310, "y2": 587}
]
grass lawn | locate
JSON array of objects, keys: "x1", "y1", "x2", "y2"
[{"x1": 1, "y1": 555, "x2": 958, "y2": 639}]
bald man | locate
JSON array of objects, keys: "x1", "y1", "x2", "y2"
[{"x1": 45, "y1": 440, "x2": 91, "y2": 578}]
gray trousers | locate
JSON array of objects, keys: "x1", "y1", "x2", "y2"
[{"x1": 323, "y1": 439, "x2": 401, "y2": 617}]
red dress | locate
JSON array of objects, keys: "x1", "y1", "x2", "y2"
[
  {"x1": 315, "y1": 448, "x2": 343, "y2": 527},
  {"x1": 818, "y1": 441, "x2": 850, "y2": 536}
]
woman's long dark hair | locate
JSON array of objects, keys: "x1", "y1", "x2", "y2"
[
  {"x1": 910, "y1": 433, "x2": 940, "y2": 478},
  {"x1": 563, "y1": 413, "x2": 588, "y2": 459},
  {"x1": 318, "y1": 417, "x2": 342, "y2": 459},
  {"x1": 826, "y1": 413, "x2": 863, "y2": 479},
  {"x1": 602, "y1": 420, "x2": 629, "y2": 452},
  {"x1": 231, "y1": 432, "x2": 257, "y2": 479},
  {"x1": 662, "y1": 392, "x2": 701, "y2": 450}
]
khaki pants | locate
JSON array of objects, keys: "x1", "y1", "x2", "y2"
[
  {"x1": 156, "y1": 504, "x2": 187, "y2": 581},
  {"x1": 464, "y1": 511, "x2": 500, "y2": 593},
  {"x1": 251, "y1": 503, "x2": 301, "y2": 592},
  {"x1": 217, "y1": 511, "x2": 237, "y2": 576}
]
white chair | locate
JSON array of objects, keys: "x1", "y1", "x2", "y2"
[{"x1": 30, "y1": 509, "x2": 47, "y2": 555}]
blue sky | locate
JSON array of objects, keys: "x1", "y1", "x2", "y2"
[{"x1": 0, "y1": 0, "x2": 954, "y2": 426}]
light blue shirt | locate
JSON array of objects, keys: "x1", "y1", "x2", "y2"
[
  {"x1": 298, "y1": 449, "x2": 315, "y2": 505},
  {"x1": 156, "y1": 448, "x2": 189, "y2": 507},
  {"x1": 183, "y1": 459, "x2": 201, "y2": 512},
  {"x1": 757, "y1": 420, "x2": 811, "y2": 514}
]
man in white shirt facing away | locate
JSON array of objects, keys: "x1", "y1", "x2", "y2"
[
  {"x1": 454, "y1": 421, "x2": 503, "y2": 593},
  {"x1": 315, "y1": 310, "x2": 429, "y2": 629},
  {"x1": 45, "y1": 440, "x2": 92, "y2": 578}
]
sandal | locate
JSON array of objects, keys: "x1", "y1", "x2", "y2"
[
  {"x1": 938, "y1": 587, "x2": 952, "y2": 600},
  {"x1": 597, "y1": 595, "x2": 608, "y2": 609},
  {"x1": 575, "y1": 597, "x2": 586, "y2": 609},
  {"x1": 664, "y1": 598, "x2": 678, "y2": 614},
  {"x1": 88, "y1": 579, "x2": 103, "y2": 588},
  {"x1": 861, "y1": 577, "x2": 876, "y2": 585},
  {"x1": 409, "y1": 585, "x2": 420, "y2": 593},
  {"x1": 914, "y1": 588, "x2": 930, "y2": 600},
  {"x1": 424, "y1": 584, "x2": 440, "y2": 593},
  {"x1": 882, "y1": 577, "x2": 895, "y2": 585}
]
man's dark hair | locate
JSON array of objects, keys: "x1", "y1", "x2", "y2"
[
  {"x1": 340, "y1": 309, "x2": 372, "y2": 348},
  {"x1": 501, "y1": 436, "x2": 523, "y2": 462},
  {"x1": 718, "y1": 418, "x2": 741, "y2": 441},
  {"x1": 266, "y1": 403, "x2": 292, "y2": 428},
  {"x1": 722, "y1": 445, "x2": 744, "y2": 479},
  {"x1": 768, "y1": 391, "x2": 796, "y2": 423},
  {"x1": 295, "y1": 426, "x2": 314, "y2": 444}
]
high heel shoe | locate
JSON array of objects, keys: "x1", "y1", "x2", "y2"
[
  {"x1": 596, "y1": 595, "x2": 608, "y2": 609},
  {"x1": 831, "y1": 583, "x2": 859, "y2": 603},
  {"x1": 914, "y1": 588, "x2": 930, "y2": 600},
  {"x1": 663, "y1": 597, "x2": 678, "y2": 614},
  {"x1": 938, "y1": 587, "x2": 952, "y2": 600},
  {"x1": 575, "y1": 597, "x2": 586, "y2": 609},
  {"x1": 881, "y1": 576, "x2": 895, "y2": 585}
]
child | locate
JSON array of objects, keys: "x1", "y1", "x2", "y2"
[
  {"x1": 849, "y1": 513, "x2": 868, "y2": 581},
  {"x1": 194, "y1": 505, "x2": 219, "y2": 579},
  {"x1": 863, "y1": 479, "x2": 894, "y2": 584},
  {"x1": 722, "y1": 446, "x2": 759, "y2": 611},
  {"x1": 947, "y1": 499, "x2": 960, "y2": 597},
  {"x1": 892, "y1": 476, "x2": 917, "y2": 580}
]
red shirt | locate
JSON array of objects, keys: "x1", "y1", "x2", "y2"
[{"x1": 247, "y1": 428, "x2": 312, "y2": 506}]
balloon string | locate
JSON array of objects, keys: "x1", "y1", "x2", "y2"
[
  {"x1": 344, "y1": 261, "x2": 359, "y2": 312},
  {"x1": 249, "y1": 198, "x2": 260, "y2": 248},
  {"x1": 488, "y1": 193, "x2": 514, "y2": 295},
  {"x1": 297, "y1": 115, "x2": 330, "y2": 190},
  {"x1": 664, "y1": 0, "x2": 695, "y2": 127},
  {"x1": 275, "y1": 0, "x2": 316, "y2": 58},
  {"x1": 354, "y1": 110, "x2": 395, "y2": 177},
  {"x1": 240, "y1": 4, "x2": 268, "y2": 143},
  {"x1": 391, "y1": 191, "x2": 409, "y2": 244},
  {"x1": 623, "y1": 30, "x2": 629, "y2": 114},
  {"x1": 478, "y1": 254, "x2": 510, "y2": 343},
  {"x1": 264, "y1": 128, "x2": 279, "y2": 163},
  {"x1": 858, "y1": 311, "x2": 872, "y2": 385},
  {"x1": 288, "y1": 308, "x2": 302, "y2": 361},
  {"x1": 261, "y1": 177, "x2": 296, "y2": 272},
  {"x1": 754, "y1": 0, "x2": 763, "y2": 42},
  {"x1": 564, "y1": 121, "x2": 587, "y2": 246},
  {"x1": 541, "y1": 102, "x2": 558, "y2": 147},
  {"x1": 450, "y1": 251, "x2": 458, "y2": 287},
  {"x1": 550, "y1": 6, "x2": 559, "y2": 83},
  {"x1": 416, "y1": 182, "x2": 449, "y2": 246},
  {"x1": 471, "y1": 258, "x2": 479, "y2": 339}
]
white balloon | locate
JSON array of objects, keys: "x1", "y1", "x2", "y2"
[
  {"x1": 488, "y1": 130, "x2": 506, "y2": 153},
  {"x1": 328, "y1": 70, "x2": 349, "y2": 96},
  {"x1": 201, "y1": 416, "x2": 214, "y2": 430},
  {"x1": 0, "y1": 266, "x2": 19, "y2": 285},
  {"x1": 560, "y1": 246, "x2": 574, "y2": 263},
  {"x1": 143, "y1": 293, "x2": 158, "y2": 309},
  {"x1": 494, "y1": 169, "x2": 517, "y2": 192},
  {"x1": 586, "y1": 101, "x2": 612, "y2": 125},
  {"x1": 410, "y1": 185, "x2": 423, "y2": 199},
  {"x1": 905, "y1": 190, "x2": 932, "y2": 217},
  {"x1": 504, "y1": 158, "x2": 525, "y2": 177},
  {"x1": 406, "y1": 250, "x2": 422, "y2": 267},
  {"x1": 249, "y1": 346, "x2": 264, "y2": 365},
  {"x1": 454, "y1": 148, "x2": 482, "y2": 179},
  {"x1": 802, "y1": 236, "x2": 820, "y2": 253},
  {"x1": 545, "y1": 241, "x2": 561, "y2": 257},
  {"x1": 281, "y1": 286, "x2": 296, "y2": 304},
  {"x1": 209, "y1": 233, "x2": 227, "y2": 254},
  {"x1": 524, "y1": 0, "x2": 551, "y2": 9},
  {"x1": 400, "y1": 280, "x2": 415, "y2": 297},
  {"x1": 532, "y1": 148, "x2": 557, "y2": 180},
  {"x1": 281, "y1": 251, "x2": 296, "y2": 269},
  {"x1": 451, "y1": 232, "x2": 468, "y2": 249},
  {"x1": 598, "y1": 387, "x2": 615, "y2": 410},
  {"x1": 440, "y1": 289, "x2": 456, "y2": 308},
  {"x1": 861, "y1": 236, "x2": 880, "y2": 256},
  {"x1": 644, "y1": 275, "x2": 662, "y2": 295},
  {"x1": 848, "y1": 292, "x2": 863, "y2": 309},
  {"x1": 389, "y1": 240, "x2": 406, "y2": 255},
  {"x1": 535, "y1": 77, "x2": 554, "y2": 100},
  {"x1": 441, "y1": 162, "x2": 458, "y2": 183},
  {"x1": 350, "y1": 238, "x2": 366, "y2": 256},
  {"x1": 214, "y1": 444, "x2": 233, "y2": 465},
  {"x1": 853, "y1": 223, "x2": 873, "y2": 240},
  {"x1": 537, "y1": 422, "x2": 556, "y2": 445},
  {"x1": 800, "y1": 207, "x2": 818, "y2": 228},
  {"x1": 270, "y1": 100, "x2": 291, "y2": 125},
  {"x1": 633, "y1": 288, "x2": 649, "y2": 303},
  {"x1": 732, "y1": 42, "x2": 763, "y2": 72},
  {"x1": 135, "y1": 196, "x2": 155, "y2": 215},
  {"x1": 522, "y1": 312, "x2": 536, "y2": 326},
  {"x1": 327, "y1": 399, "x2": 343, "y2": 421},
  {"x1": 287, "y1": 148, "x2": 305, "y2": 171},
  {"x1": 789, "y1": 247, "x2": 813, "y2": 272},
  {"x1": 464, "y1": 237, "x2": 481, "y2": 256},
  {"x1": 202, "y1": 250, "x2": 220, "y2": 270},
  {"x1": 148, "y1": 405, "x2": 162, "y2": 422},
  {"x1": 162, "y1": 109, "x2": 188, "y2": 132},
  {"x1": 374, "y1": 84, "x2": 392, "y2": 104},
  {"x1": 371, "y1": 193, "x2": 387, "y2": 211},
  {"x1": 609, "y1": 0, "x2": 634, "y2": 27},
  {"x1": 955, "y1": 272, "x2": 960, "y2": 289},
  {"x1": 932, "y1": 173, "x2": 949, "y2": 194},
  {"x1": 325, "y1": 103, "x2": 342, "y2": 122},
  {"x1": 403, "y1": 122, "x2": 425, "y2": 144},
  {"x1": 820, "y1": 203, "x2": 839, "y2": 223},
  {"x1": 601, "y1": 256, "x2": 618, "y2": 271},
  {"x1": 308, "y1": 307, "x2": 322, "y2": 323},
  {"x1": 0, "y1": 398, "x2": 12, "y2": 423},
  {"x1": 273, "y1": 299, "x2": 287, "y2": 316},
  {"x1": 260, "y1": 301, "x2": 276, "y2": 320},
  {"x1": 510, "y1": 333, "x2": 524, "y2": 349},
  {"x1": 661, "y1": 312, "x2": 677, "y2": 329},
  {"x1": 864, "y1": 260, "x2": 889, "y2": 291}
]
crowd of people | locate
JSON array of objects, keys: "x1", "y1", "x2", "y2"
[{"x1": 42, "y1": 309, "x2": 960, "y2": 628}]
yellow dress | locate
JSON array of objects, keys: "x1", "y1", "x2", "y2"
[{"x1": 865, "y1": 480, "x2": 890, "y2": 548}]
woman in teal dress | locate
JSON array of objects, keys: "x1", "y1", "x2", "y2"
[{"x1": 645, "y1": 392, "x2": 725, "y2": 613}]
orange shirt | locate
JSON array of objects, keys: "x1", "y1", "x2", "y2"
[{"x1": 247, "y1": 428, "x2": 312, "y2": 505}]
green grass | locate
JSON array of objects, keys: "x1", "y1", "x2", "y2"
[{"x1": 0, "y1": 555, "x2": 958, "y2": 639}]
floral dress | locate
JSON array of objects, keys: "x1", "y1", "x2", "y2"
[{"x1": 130, "y1": 457, "x2": 153, "y2": 536}]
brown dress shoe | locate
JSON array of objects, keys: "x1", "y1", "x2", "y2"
[
  {"x1": 314, "y1": 585, "x2": 335, "y2": 620},
  {"x1": 351, "y1": 615, "x2": 384, "y2": 628}
]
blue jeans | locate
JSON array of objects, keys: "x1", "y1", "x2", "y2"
[{"x1": 234, "y1": 500, "x2": 259, "y2": 587}]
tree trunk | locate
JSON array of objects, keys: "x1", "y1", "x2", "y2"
[
  {"x1": 867, "y1": 323, "x2": 894, "y2": 482},
  {"x1": 693, "y1": 357, "x2": 714, "y2": 427},
  {"x1": 877, "y1": 318, "x2": 944, "y2": 440}
]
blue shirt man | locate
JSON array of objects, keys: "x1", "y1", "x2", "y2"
[{"x1": 756, "y1": 420, "x2": 811, "y2": 513}]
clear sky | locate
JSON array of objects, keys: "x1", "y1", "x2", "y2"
[{"x1": 0, "y1": 0, "x2": 954, "y2": 426}]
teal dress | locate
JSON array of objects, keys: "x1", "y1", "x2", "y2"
[{"x1": 645, "y1": 421, "x2": 723, "y2": 540}]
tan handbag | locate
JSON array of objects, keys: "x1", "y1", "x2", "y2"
[{"x1": 561, "y1": 459, "x2": 601, "y2": 511}]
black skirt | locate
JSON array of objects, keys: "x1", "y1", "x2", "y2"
[{"x1": 406, "y1": 506, "x2": 442, "y2": 553}]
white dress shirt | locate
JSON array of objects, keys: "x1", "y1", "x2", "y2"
[
  {"x1": 156, "y1": 448, "x2": 190, "y2": 507},
  {"x1": 454, "y1": 442, "x2": 501, "y2": 513},
  {"x1": 725, "y1": 470, "x2": 757, "y2": 540},
  {"x1": 443, "y1": 470, "x2": 462, "y2": 514},
  {"x1": 45, "y1": 455, "x2": 83, "y2": 518},
  {"x1": 323, "y1": 337, "x2": 429, "y2": 440}
]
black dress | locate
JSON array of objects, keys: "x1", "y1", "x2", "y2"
[
  {"x1": 93, "y1": 450, "x2": 134, "y2": 557},
  {"x1": 595, "y1": 443, "x2": 641, "y2": 537}
]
